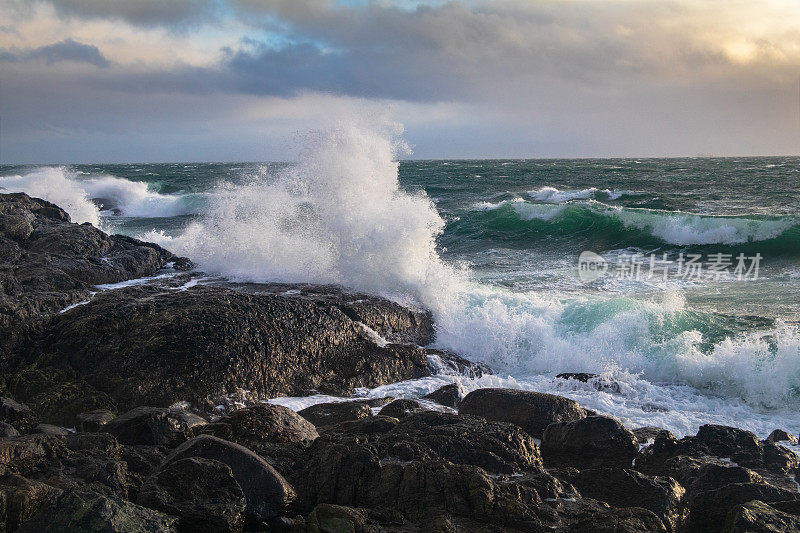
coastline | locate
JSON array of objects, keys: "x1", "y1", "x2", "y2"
[{"x1": 2, "y1": 192, "x2": 800, "y2": 532}]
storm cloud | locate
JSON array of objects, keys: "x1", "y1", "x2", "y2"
[{"x1": 2, "y1": 0, "x2": 799, "y2": 162}]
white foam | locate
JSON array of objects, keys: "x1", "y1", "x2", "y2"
[
  {"x1": 531, "y1": 186, "x2": 597, "y2": 203},
  {"x1": 0, "y1": 167, "x2": 194, "y2": 224},
  {"x1": 0, "y1": 167, "x2": 101, "y2": 225}
]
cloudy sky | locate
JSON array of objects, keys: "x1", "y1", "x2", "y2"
[{"x1": 2, "y1": 0, "x2": 800, "y2": 163}]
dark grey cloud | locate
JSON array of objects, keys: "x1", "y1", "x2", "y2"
[
  {"x1": 39, "y1": 0, "x2": 219, "y2": 27},
  {"x1": 1, "y1": 39, "x2": 110, "y2": 67}
]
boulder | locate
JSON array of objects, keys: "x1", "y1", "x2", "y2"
[
  {"x1": 422, "y1": 383, "x2": 462, "y2": 408},
  {"x1": 201, "y1": 404, "x2": 317, "y2": 444},
  {"x1": 137, "y1": 457, "x2": 246, "y2": 533},
  {"x1": 0, "y1": 398, "x2": 38, "y2": 433},
  {"x1": 0, "y1": 192, "x2": 187, "y2": 329},
  {"x1": 103, "y1": 407, "x2": 207, "y2": 447},
  {"x1": 0, "y1": 433, "x2": 128, "y2": 497},
  {"x1": 297, "y1": 402, "x2": 372, "y2": 428},
  {"x1": 458, "y1": 388, "x2": 589, "y2": 438},
  {"x1": 76, "y1": 409, "x2": 116, "y2": 432},
  {"x1": 162, "y1": 435, "x2": 295, "y2": 521},
  {"x1": 686, "y1": 482, "x2": 800, "y2": 532},
  {"x1": 541, "y1": 416, "x2": 638, "y2": 469},
  {"x1": 554, "y1": 467, "x2": 685, "y2": 530},
  {"x1": 0, "y1": 474, "x2": 62, "y2": 531},
  {"x1": 0, "y1": 422, "x2": 19, "y2": 438},
  {"x1": 16, "y1": 490, "x2": 178, "y2": 532},
  {"x1": 767, "y1": 429, "x2": 798, "y2": 445},
  {"x1": 16, "y1": 284, "x2": 443, "y2": 415},
  {"x1": 32, "y1": 424, "x2": 70, "y2": 436},
  {"x1": 632, "y1": 427, "x2": 675, "y2": 446},
  {"x1": 378, "y1": 399, "x2": 426, "y2": 419},
  {"x1": 725, "y1": 500, "x2": 800, "y2": 532}
]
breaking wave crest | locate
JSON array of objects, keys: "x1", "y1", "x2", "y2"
[
  {"x1": 466, "y1": 199, "x2": 799, "y2": 253},
  {"x1": 0, "y1": 167, "x2": 197, "y2": 225},
  {"x1": 142, "y1": 118, "x2": 800, "y2": 412}
]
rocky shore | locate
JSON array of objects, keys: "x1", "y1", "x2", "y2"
[{"x1": 1, "y1": 192, "x2": 799, "y2": 532}]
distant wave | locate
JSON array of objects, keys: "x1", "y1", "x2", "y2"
[
  {"x1": 464, "y1": 199, "x2": 799, "y2": 253},
  {"x1": 529, "y1": 186, "x2": 636, "y2": 203},
  {"x1": 0, "y1": 167, "x2": 200, "y2": 225}
]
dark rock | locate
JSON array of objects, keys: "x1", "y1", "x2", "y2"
[
  {"x1": 119, "y1": 445, "x2": 169, "y2": 501},
  {"x1": 569, "y1": 506, "x2": 667, "y2": 532},
  {"x1": 137, "y1": 457, "x2": 246, "y2": 533},
  {"x1": 303, "y1": 504, "x2": 383, "y2": 533},
  {"x1": 360, "y1": 397, "x2": 394, "y2": 408},
  {"x1": 554, "y1": 467, "x2": 685, "y2": 530},
  {"x1": 686, "y1": 482, "x2": 800, "y2": 532},
  {"x1": 16, "y1": 490, "x2": 178, "y2": 532},
  {"x1": 0, "y1": 433, "x2": 128, "y2": 497},
  {"x1": 633, "y1": 427, "x2": 675, "y2": 446},
  {"x1": 541, "y1": 415, "x2": 638, "y2": 469},
  {"x1": 0, "y1": 422, "x2": 19, "y2": 438},
  {"x1": 32, "y1": 424, "x2": 70, "y2": 436},
  {"x1": 556, "y1": 372, "x2": 598, "y2": 382},
  {"x1": 378, "y1": 399, "x2": 426, "y2": 419},
  {"x1": 458, "y1": 388, "x2": 589, "y2": 438},
  {"x1": 635, "y1": 425, "x2": 800, "y2": 487},
  {"x1": 297, "y1": 402, "x2": 372, "y2": 428},
  {"x1": 0, "y1": 398, "x2": 38, "y2": 433},
  {"x1": 200, "y1": 404, "x2": 317, "y2": 445},
  {"x1": 422, "y1": 383, "x2": 462, "y2": 408},
  {"x1": 0, "y1": 192, "x2": 187, "y2": 329},
  {"x1": 0, "y1": 474, "x2": 62, "y2": 531},
  {"x1": 198, "y1": 404, "x2": 317, "y2": 476},
  {"x1": 104, "y1": 407, "x2": 207, "y2": 447},
  {"x1": 76, "y1": 409, "x2": 115, "y2": 432},
  {"x1": 725, "y1": 500, "x2": 800, "y2": 532},
  {"x1": 17, "y1": 284, "x2": 437, "y2": 417},
  {"x1": 162, "y1": 435, "x2": 295, "y2": 521},
  {"x1": 376, "y1": 411, "x2": 543, "y2": 474},
  {"x1": 767, "y1": 429, "x2": 798, "y2": 445},
  {"x1": 425, "y1": 349, "x2": 491, "y2": 378},
  {"x1": 322, "y1": 415, "x2": 400, "y2": 437}
]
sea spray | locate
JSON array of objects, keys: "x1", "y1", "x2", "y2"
[
  {"x1": 142, "y1": 119, "x2": 800, "y2": 412},
  {"x1": 0, "y1": 167, "x2": 101, "y2": 225},
  {"x1": 0, "y1": 166, "x2": 195, "y2": 223}
]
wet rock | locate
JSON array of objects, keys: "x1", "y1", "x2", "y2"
[
  {"x1": 541, "y1": 416, "x2": 638, "y2": 469},
  {"x1": 297, "y1": 401, "x2": 372, "y2": 428},
  {"x1": 104, "y1": 407, "x2": 207, "y2": 447},
  {"x1": 119, "y1": 445, "x2": 169, "y2": 501},
  {"x1": 378, "y1": 399, "x2": 427, "y2": 419},
  {"x1": 162, "y1": 435, "x2": 295, "y2": 521},
  {"x1": 137, "y1": 457, "x2": 246, "y2": 533},
  {"x1": 17, "y1": 490, "x2": 178, "y2": 532},
  {"x1": 76, "y1": 409, "x2": 115, "y2": 432},
  {"x1": 21, "y1": 284, "x2": 437, "y2": 416},
  {"x1": 302, "y1": 504, "x2": 383, "y2": 533},
  {"x1": 200, "y1": 404, "x2": 317, "y2": 445},
  {"x1": 32, "y1": 424, "x2": 70, "y2": 436},
  {"x1": 0, "y1": 192, "x2": 187, "y2": 329},
  {"x1": 0, "y1": 422, "x2": 19, "y2": 438},
  {"x1": 554, "y1": 467, "x2": 685, "y2": 530},
  {"x1": 569, "y1": 506, "x2": 667, "y2": 532},
  {"x1": 725, "y1": 500, "x2": 800, "y2": 532},
  {"x1": 458, "y1": 388, "x2": 589, "y2": 438},
  {"x1": 685, "y1": 482, "x2": 800, "y2": 532},
  {"x1": 556, "y1": 372, "x2": 598, "y2": 382},
  {"x1": 0, "y1": 474, "x2": 62, "y2": 531},
  {"x1": 376, "y1": 411, "x2": 543, "y2": 474},
  {"x1": 635, "y1": 425, "x2": 800, "y2": 486},
  {"x1": 0, "y1": 398, "x2": 38, "y2": 433},
  {"x1": 633, "y1": 427, "x2": 675, "y2": 446},
  {"x1": 422, "y1": 383, "x2": 462, "y2": 408},
  {"x1": 767, "y1": 429, "x2": 798, "y2": 445}
]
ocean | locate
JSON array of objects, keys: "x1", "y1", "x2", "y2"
[{"x1": 3, "y1": 124, "x2": 800, "y2": 439}]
